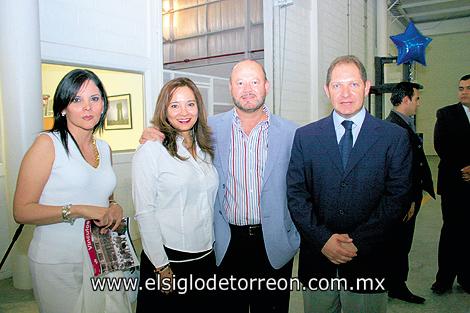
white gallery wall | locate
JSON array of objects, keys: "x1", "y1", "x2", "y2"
[
  {"x1": 264, "y1": 0, "x2": 377, "y2": 126},
  {"x1": 0, "y1": 0, "x2": 162, "y2": 284},
  {"x1": 316, "y1": 0, "x2": 377, "y2": 121}
]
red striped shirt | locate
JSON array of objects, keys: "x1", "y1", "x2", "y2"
[{"x1": 223, "y1": 107, "x2": 269, "y2": 225}]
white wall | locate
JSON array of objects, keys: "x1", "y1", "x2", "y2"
[
  {"x1": 37, "y1": 0, "x2": 162, "y2": 238},
  {"x1": 0, "y1": 0, "x2": 162, "y2": 280},
  {"x1": 314, "y1": 0, "x2": 377, "y2": 121},
  {"x1": 271, "y1": 0, "x2": 313, "y2": 125},
  {"x1": 0, "y1": 175, "x2": 8, "y2": 278},
  {"x1": 39, "y1": 0, "x2": 162, "y2": 118},
  {"x1": 0, "y1": 86, "x2": 11, "y2": 279}
]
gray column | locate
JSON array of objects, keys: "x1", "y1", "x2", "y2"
[{"x1": 0, "y1": 0, "x2": 42, "y2": 289}]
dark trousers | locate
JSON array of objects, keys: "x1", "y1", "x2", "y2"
[
  {"x1": 435, "y1": 192, "x2": 470, "y2": 289},
  {"x1": 217, "y1": 224, "x2": 293, "y2": 313},
  {"x1": 387, "y1": 199, "x2": 422, "y2": 289},
  {"x1": 136, "y1": 247, "x2": 216, "y2": 313}
]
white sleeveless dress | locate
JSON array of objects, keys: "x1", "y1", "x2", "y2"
[{"x1": 28, "y1": 132, "x2": 132, "y2": 313}]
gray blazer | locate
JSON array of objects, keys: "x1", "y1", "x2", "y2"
[{"x1": 209, "y1": 109, "x2": 300, "y2": 269}]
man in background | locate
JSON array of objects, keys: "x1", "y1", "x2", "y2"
[
  {"x1": 385, "y1": 81, "x2": 435, "y2": 304},
  {"x1": 432, "y1": 74, "x2": 470, "y2": 295}
]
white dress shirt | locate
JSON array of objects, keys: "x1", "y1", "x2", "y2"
[
  {"x1": 332, "y1": 106, "x2": 366, "y2": 146},
  {"x1": 462, "y1": 103, "x2": 470, "y2": 124},
  {"x1": 132, "y1": 137, "x2": 219, "y2": 268}
]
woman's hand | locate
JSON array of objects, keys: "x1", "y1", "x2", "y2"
[
  {"x1": 77, "y1": 203, "x2": 123, "y2": 233},
  {"x1": 92, "y1": 203, "x2": 124, "y2": 233},
  {"x1": 100, "y1": 202, "x2": 124, "y2": 232},
  {"x1": 156, "y1": 265, "x2": 174, "y2": 294}
]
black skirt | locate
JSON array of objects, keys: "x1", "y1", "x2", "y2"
[{"x1": 136, "y1": 247, "x2": 216, "y2": 313}]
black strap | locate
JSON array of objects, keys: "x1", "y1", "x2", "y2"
[{"x1": 0, "y1": 224, "x2": 24, "y2": 271}]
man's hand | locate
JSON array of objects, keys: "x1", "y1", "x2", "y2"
[
  {"x1": 139, "y1": 127, "x2": 165, "y2": 144},
  {"x1": 461, "y1": 165, "x2": 470, "y2": 182},
  {"x1": 321, "y1": 233, "x2": 358, "y2": 265},
  {"x1": 403, "y1": 202, "x2": 416, "y2": 222}
]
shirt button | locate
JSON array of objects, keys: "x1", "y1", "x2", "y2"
[
  {"x1": 341, "y1": 182, "x2": 347, "y2": 187},
  {"x1": 418, "y1": 145, "x2": 422, "y2": 148},
  {"x1": 339, "y1": 210, "x2": 344, "y2": 215}
]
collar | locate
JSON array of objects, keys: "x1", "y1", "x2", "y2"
[
  {"x1": 333, "y1": 106, "x2": 366, "y2": 130},
  {"x1": 176, "y1": 135, "x2": 202, "y2": 156},
  {"x1": 462, "y1": 103, "x2": 470, "y2": 114},
  {"x1": 392, "y1": 109, "x2": 414, "y2": 126},
  {"x1": 232, "y1": 105, "x2": 271, "y2": 129}
]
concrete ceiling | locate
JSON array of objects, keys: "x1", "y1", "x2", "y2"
[{"x1": 388, "y1": 0, "x2": 470, "y2": 35}]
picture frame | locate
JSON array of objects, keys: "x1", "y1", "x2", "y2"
[
  {"x1": 105, "y1": 94, "x2": 133, "y2": 130},
  {"x1": 42, "y1": 94, "x2": 54, "y2": 117}
]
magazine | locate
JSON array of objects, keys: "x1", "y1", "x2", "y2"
[{"x1": 84, "y1": 217, "x2": 139, "y2": 277}]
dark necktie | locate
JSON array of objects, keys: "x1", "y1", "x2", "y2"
[{"x1": 339, "y1": 120, "x2": 353, "y2": 169}]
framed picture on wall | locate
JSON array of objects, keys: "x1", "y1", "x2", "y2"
[
  {"x1": 42, "y1": 94, "x2": 54, "y2": 117},
  {"x1": 105, "y1": 94, "x2": 132, "y2": 130}
]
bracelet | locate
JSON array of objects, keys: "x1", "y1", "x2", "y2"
[
  {"x1": 154, "y1": 264, "x2": 170, "y2": 274},
  {"x1": 61, "y1": 204, "x2": 75, "y2": 225}
]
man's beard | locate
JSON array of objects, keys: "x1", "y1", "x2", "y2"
[{"x1": 232, "y1": 95, "x2": 266, "y2": 113}]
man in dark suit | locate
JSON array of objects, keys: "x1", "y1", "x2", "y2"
[
  {"x1": 287, "y1": 55, "x2": 412, "y2": 313},
  {"x1": 431, "y1": 74, "x2": 470, "y2": 295},
  {"x1": 385, "y1": 82, "x2": 435, "y2": 303}
]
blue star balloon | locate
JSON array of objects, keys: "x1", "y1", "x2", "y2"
[{"x1": 390, "y1": 22, "x2": 432, "y2": 66}]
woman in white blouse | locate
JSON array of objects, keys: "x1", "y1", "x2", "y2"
[{"x1": 132, "y1": 77, "x2": 218, "y2": 312}]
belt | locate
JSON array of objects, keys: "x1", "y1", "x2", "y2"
[{"x1": 229, "y1": 223, "x2": 262, "y2": 236}]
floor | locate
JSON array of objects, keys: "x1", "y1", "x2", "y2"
[{"x1": 1, "y1": 156, "x2": 469, "y2": 313}]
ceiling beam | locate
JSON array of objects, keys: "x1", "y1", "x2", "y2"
[
  {"x1": 406, "y1": 5, "x2": 470, "y2": 18},
  {"x1": 401, "y1": 0, "x2": 460, "y2": 9},
  {"x1": 417, "y1": 16, "x2": 470, "y2": 35}
]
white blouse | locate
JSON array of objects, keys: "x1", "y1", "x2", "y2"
[{"x1": 132, "y1": 137, "x2": 218, "y2": 268}]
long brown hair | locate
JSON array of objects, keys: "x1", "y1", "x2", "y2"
[{"x1": 151, "y1": 77, "x2": 214, "y2": 161}]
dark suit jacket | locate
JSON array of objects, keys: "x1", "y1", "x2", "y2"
[
  {"x1": 386, "y1": 110, "x2": 435, "y2": 206},
  {"x1": 434, "y1": 103, "x2": 470, "y2": 195},
  {"x1": 287, "y1": 111, "x2": 412, "y2": 292}
]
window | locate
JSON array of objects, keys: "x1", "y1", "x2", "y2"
[{"x1": 163, "y1": 0, "x2": 263, "y2": 69}]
